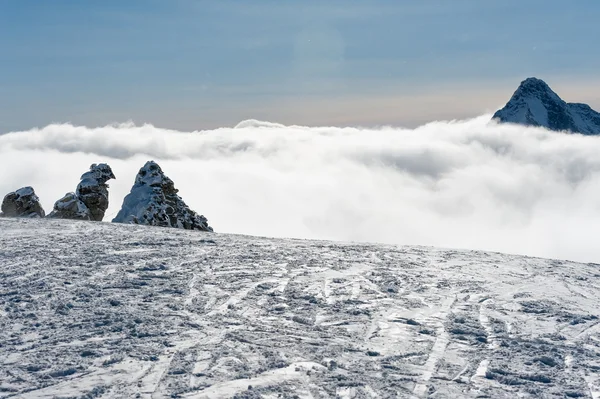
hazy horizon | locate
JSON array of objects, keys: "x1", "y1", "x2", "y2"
[{"x1": 2, "y1": 1, "x2": 600, "y2": 132}]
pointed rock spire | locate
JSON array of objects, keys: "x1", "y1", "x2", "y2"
[{"x1": 112, "y1": 161, "x2": 213, "y2": 232}]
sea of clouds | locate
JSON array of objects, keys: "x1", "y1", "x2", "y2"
[{"x1": 1, "y1": 115, "x2": 599, "y2": 263}]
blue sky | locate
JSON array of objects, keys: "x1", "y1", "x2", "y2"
[{"x1": 1, "y1": 0, "x2": 599, "y2": 132}]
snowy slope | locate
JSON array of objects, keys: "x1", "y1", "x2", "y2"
[
  {"x1": 493, "y1": 77, "x2": 600, "y2": 135},
  {"x1": 2, "y1": 219, "x2": 600, "y2": 398}
]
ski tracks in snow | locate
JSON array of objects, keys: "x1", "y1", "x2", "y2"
[
  {"x1": 3, "y1": 219, "x2": 600, "y2": 398},
  {"x1": 413, "y1": 295, "x2": 456, "y2": 397}
]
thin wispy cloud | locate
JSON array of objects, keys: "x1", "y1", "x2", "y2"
[{"x1": 1, "y1": 116, "x2": 599, "y2": 262}]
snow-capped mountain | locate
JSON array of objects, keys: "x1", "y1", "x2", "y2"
[
  {"x1": 2, "y1": 218, "x2": 600, "y2": 398},
  {"x1": 493, "y1": 77, "x2": 600, "y2": 135}
]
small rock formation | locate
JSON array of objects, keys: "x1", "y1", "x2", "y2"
[
  {"x1": 112, "y1": 161, "x2": 213, "y2": 231},
  {"x1": 0, "y1": 187, "x2": 45, "y2": 218},
  {"x1": 48, "y1": 163, "x2": 115, "y2": 221},
  {"x1": 77, "y1": 163, "x2": 116, "y2": 221},
  {"x1": 48, "y1": 192, "x2": 92, "y2": 220},
  {"x1": 493, "y1": 77, "x2": 600, "y2": 135}
]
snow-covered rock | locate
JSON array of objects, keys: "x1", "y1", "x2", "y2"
[
  {"x1": 47, "y1": 163, "x2": 115, "y2": 221},
  {"x1": 76, "y1": 163, "x2": 116, "y2": 221},
  {"x1": 112, "y1": 161, "x2": 213, "y2": 231},
  {"x1": 493, "y1": 77, "x2": 600, "y2": 134},
  {"x1": 47, "y1": 192, "x2": 91, "y2": 220},
  {"x1": 0, "y1": 186, "x2": 45, "y2": 218}
]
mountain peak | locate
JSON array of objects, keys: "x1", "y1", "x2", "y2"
[
  {"x1": 512, "y1": 77, "x2": 561, "y2": 100},
  {"x1": 493, "y1": 78, "x2": 600, "y2": 135},
  {"x1": 520, "y1": 77, "x2": 550, "y2": 88}
]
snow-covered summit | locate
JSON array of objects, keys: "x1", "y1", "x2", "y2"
[
  {"x1": 493, "y1": 77, "x2": 600, "y2": 134},
  {"x1": 112, "y1": 161, "x2": 213, "y2": 231},
  {"x1": 0, "y1": 186, "x2": 45, "y2": 218},
  {"x1": 48, "y1": 163, "x2": 115, "y2": 221}
]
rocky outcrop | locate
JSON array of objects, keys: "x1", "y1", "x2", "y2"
[
  {"x1": 0, "y1": 187, "x2": 45, "y2": 218},
  {"x1": 48, "y1": 163, "x2": 115, "y2": 221},
  {"x1": 48, "y1": 192, "x2": 92, "y2": 220},
  {"x1": 112, "y1": 161, "x2": 212, "y2": 231},
  {"x1": 493, "y1": 77, "x2": 600, "y2": 135},
  {"x1": 76, "y1": 163, "x2": 116, "y2": 221}
]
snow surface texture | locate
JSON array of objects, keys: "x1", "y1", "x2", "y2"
[
  {"x1": 48, "y1": 164, "x2": 115, "y2": 222},
  {"x1": 112, "y1": 161, "x2": 212, "y2": 232},
  {"x1": 493, "y1": 78, "x2": 600, "y2": 135},
  {"x1": 0, "y1": 187, "x2": 45, "y2": 218},
  {"x1": 2, "y1": 218, "x2": 600, "y2": 398}
]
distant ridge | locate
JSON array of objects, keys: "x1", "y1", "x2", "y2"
[{"x1": 493, "y1": 77, "x2": 600, "y2": 135}]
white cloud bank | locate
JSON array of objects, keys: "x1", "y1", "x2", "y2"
[{"x1": 1, "y1": 116, "x2": 600, "y2": 263}]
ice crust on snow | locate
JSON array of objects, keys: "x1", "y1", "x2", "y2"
[
  {"x1": 493, "y1": 77, "x2": 600, "y2": 134},
  {"x1": 0, "y1": 186, "x2": 45, "y2": 218},
  {"x1": 2, "y1": 218, "x2": 600, "y2": 398},
  {"x1": 47, "y1": 163, "x2": 115, "y2": 221},
  {"x1": 112, "y1": 161, "x2": 212, "y2": 231}
]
